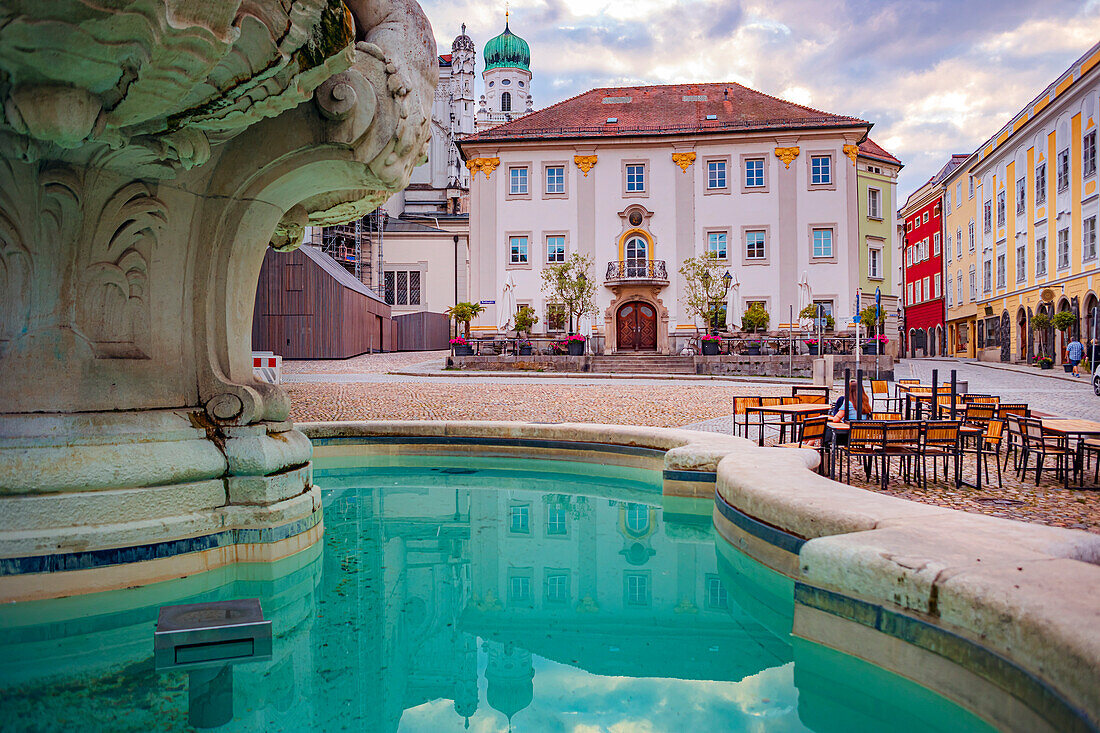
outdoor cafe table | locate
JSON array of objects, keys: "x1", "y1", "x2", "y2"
[
  {"x1": 745, "y1": 403, "x2": 832, "y2": 446},
  {"x1": 1040, "y1": 418, "x2": 1100, "y2": 490},
  {"x1": 825, "y1": 421, "x2": 983, "y2": 486}
]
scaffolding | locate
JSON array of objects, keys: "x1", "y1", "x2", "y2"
[{"x1": 318, "y1": 209, "x2": 386, "y2": 291}]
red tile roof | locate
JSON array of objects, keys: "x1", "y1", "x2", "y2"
[
  {"x1": 460, "y1": 82, "x2": 869, "y2": 144},
  {"x1": 438, "y1": 53, "x2": 452, "y2": 65},
  {"x1": 858, "y1": 138, "x2": 902, "y2": 166}
]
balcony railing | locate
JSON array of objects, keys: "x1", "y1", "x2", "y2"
[{"x1": 605, "y1": 259, "x2": 668, "y2": 283}]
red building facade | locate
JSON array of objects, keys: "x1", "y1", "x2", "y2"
[{"x1": 899, "y1": 155, "x2": 967, "y2": 356}]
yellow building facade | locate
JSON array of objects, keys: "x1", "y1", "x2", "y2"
[
  {"x1": 943, "y1": 157, "x2": 978, "y2": 357},
  {"x1": 970, "y1": 41, "x2": 1100, "y2": 364}
]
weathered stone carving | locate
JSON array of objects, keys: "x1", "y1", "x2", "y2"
[{"x1": 0, "y1": 0, "x2": 437, "y2": 598}]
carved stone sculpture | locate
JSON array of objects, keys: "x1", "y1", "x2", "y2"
[{"x1": 0, "y1": 0, "x2": 436, "y2": 600}]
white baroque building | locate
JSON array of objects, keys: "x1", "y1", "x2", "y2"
[{"x1": 458, "y1": 83, "x2": 878, "y2": 353}]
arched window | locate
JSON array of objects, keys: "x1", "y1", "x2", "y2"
[
  {"x1": 625, "y1": 236, "x2": 647, "y2": 276},
  {"x1": 501, "y1": 92, "x2": 511, "y2": 111}
]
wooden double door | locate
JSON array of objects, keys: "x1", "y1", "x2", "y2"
[{"x1": 616, "y1": 301, "x2": 657, "y2": 351}]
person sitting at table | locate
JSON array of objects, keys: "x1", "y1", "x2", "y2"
[{"x1": 831, "y1": 380, "x2": 873, "y2": 422}]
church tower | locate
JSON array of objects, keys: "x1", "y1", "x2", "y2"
[{"x1": 477, "y1": 11, "x2": 532, "y2": 130}]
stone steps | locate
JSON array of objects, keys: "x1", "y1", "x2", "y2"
[{"x1": 590, "y1": 355, "x2": 697, "y2": 374}]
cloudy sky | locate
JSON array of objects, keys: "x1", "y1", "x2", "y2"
[{"x1": 421, "y1": 0, "x2": 1100, "y2": 201}]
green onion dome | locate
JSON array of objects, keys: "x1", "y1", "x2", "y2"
[{"x1": 483, "y1": 21, "x2": 530, "y2": 71}]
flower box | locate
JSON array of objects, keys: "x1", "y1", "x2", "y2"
[
  {"x1": 519, "y1": 345, "x2": 533, "y2": 356},
  {"x1": 702, "y1": 340, "x2": 719, "y2": 355}
]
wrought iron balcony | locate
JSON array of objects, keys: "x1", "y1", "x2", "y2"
[{"x1": 605, "y1": 259, "x2": 669, "y2": 284}]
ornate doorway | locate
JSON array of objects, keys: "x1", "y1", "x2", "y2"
[{"x1": 616, "y1": 301, "x2": 657, "y2": 351}]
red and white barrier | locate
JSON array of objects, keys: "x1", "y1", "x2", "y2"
[{"x1": 252, "y1": 351, "x2": 282, "y2": 385}]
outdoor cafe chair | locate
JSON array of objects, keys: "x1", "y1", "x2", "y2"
[
  {"x1": 920, "y1": 420, "x2": 962, "y2": 489},
  {"x1": 871, "y1": 412, "x2": 903, "y2": 421},
  {"x1": 792, "y1": 385, "x2": 830, "y2": 403},
  {"x1": 963, "y1": 394, "x2": 1000, "y2": 405},
  {"x1": 1018, "y1": 417, "x2": 1072, "y2": 490},
  {"x1": 839, "y1": 421, "x2": 887, "y2": 485},
  {"x1": 870, "y1": 380, "x2": 899, "y2": 412},
  {"x1": 1083, "y1": 438, "x2": 1100, "y2": 485},
  {"x1": 962, "y1": 403, "x2": 997, "y2": 428},
  {"x1": 732, "y1": 396, "x2": 761, "y2": 439},
  {"x1": 779, "y1": 416, "x2": 828, "y2": 473},
  {"x1": 996, "y1": 403, "x2": 1030, "y2": 420},
  {"x1": 961, "y1": 419, "x2": 1005, "y2": 489},
  {"x1": 1003, "y1": 413, "x2": 1026, "y2": 474},
  {"x1": 880, "y1": 420, "x2": 923, "y2": 489},
  {"x1": 935, "y1": 395, "x2": 965, "y2": 419}
]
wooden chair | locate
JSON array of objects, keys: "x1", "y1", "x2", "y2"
[
  {"x1": 779, "y1": 416, "x2": 828, "y2": 472},
  {"x1": 1002, "y1": 413, "x2": 1026, "y2": 474},
  {"x1": 871, "y1": 412, "x2": 902, "y2": 421},
  {"x1": 962, "y1": 403, "x2": 997, "y2": 428},
  {"x1": 880, "y1": 420, "x2": 923, "y2": 489},
  {"x1": 792, "y1": 385, "x2": 830, "y2": 402},
  {"x1": 732, "y1": 396, "x2": 761, "y2": 439},
  {"x1": 921, "y1": 421, "x2": 962, "y2": 488},
  {"x1": 839, "y1": 421, "x2": 886, "y2": 484},
  {"x1": 961, "y1": 419, "x2": 1004, "y2": 488},
  {"x1": 1018, "y1": 417, "x2": 1072, "y2": 489},
  {"x1": 996, "y1": 403, "x2": 1030, "y2": 420},
  {"x1": 963, "y1": 393, "x2": 1000, "y2": 405},
  {"x1": 870, "y1": 380, "x2": 898, "y2": 412},
  {"x1": 1083, "y1": 438, "x2": 1100, "y2": 485},
  {"x1": 935, "y1": 395, "x2": 966, "y2": 419},
  {"x1": 797, "y1": 393, "x2": 829, "y2": 404}
]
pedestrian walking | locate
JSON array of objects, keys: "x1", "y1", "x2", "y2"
[{"x1": 1066, "y1": 335, "x2": 1085, "y2": 377}]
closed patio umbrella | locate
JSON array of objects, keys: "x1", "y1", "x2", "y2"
[
  {"x1": 497, "y1": 273, "x2": 517, "y2": 332},
  {"x1": 725, "y1": 271, "x2": 741, "y2": 331}
]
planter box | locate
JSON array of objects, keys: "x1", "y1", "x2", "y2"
[
  {"x1": 453, "y1": 345, "x2": 473, "y2": 356},
  {"x1": 702, "y1": 341, "x2": 720, "y2": 355},
  {"x1": 1063, "y1": 363, "x2": 1074, "y2": 373},
  {"x1": 519, "y1": 345, "x2": 533, "y2": 355},
  {"x1": 806, "y1": 344, "x2": 820, "y2": 356},
  {"x1": 744, "y1": 346, "x2": 761, "y2": 356},
  {"x1": 862, "y1": 343, "x2": 878, "y2": 355},
  {"x1": 1040, "y1": 363, "x2": 1053, "y2": 370},
  {"x1": 568, "y1": 341, "x2": 585, "y2": 356}
]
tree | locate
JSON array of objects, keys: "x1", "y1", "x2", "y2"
[
  {"x1": 859, "y1": 305, "x2": 884, "y2": 336},
  {"x1": 741, "y1": 303, "x2": 770, "y2": 333},
  {"x1": 446, "y1": 301, "x2": 484, "y2": 338},
  {"x1": 513, "y1": 305, "x2": 538, "y2": 336},
  {"x1": 679, "y1": 254, "x2": 729, "y2": 334},
  {"x1": 1030, "y1": 312, "x2": 1051, "y2": 357},
  {"x1": 1052, "y1": 310, "x2": 1077, "y2": 343},
  {"x1": 541, "y1": 253, "x2": 596, "y2": 334},
  {"x1": 799, "y1": 304, "x2": 835, "y2": 331}
]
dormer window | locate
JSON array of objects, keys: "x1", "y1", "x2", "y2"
[
  {"x1": 488, "y1": 81, "x2": 494, "y2": 87},
  {"x1": 606, "y1": 117, "x2": 618, "y2": 123},
  {"x1": 518, "y1": 81, "x2": 525, "y2": 87},
  {"x1": 501, "y1": 78, "x2": 511, "y2": 85},
  {"x1": 705, "y1": 114, "x2": 717, "y2": 120}
]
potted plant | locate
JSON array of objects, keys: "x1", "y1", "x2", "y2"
[
  {"x1": 700, "y1": 333, "x2": 721, "y2": 355},
  {"x1": 1051, "y1": 311, "x2": 1077, "y2": 370},
  {"x1": 566, "y1": 333, "x2": 586, "y2": 356},
  {"x1": 1038, "y1": 355, "x2": 1054, "y2": 370},
  {"x1": 799, "y1": 304, "x2": 835, "y2": 332},
  {"x1": 450, "y1": 336, "x2": 474, "y2": 356},
  {"x1": 805, "y1": 338, "x2": 820, "y2": 356},
  {"x1": 742, "y1": 339, "x2": 763, "y2": 356},
  {"x1": 863, "y1": 334, "x2": 889, "y2": 355},
  {"x1": 514, "y1": 305, "x2": 538, "y2": 355},
  {"x1": 446, "y1": 301, "x2": 485, "y2": 340},
  {"x1": 740, "y1": 304, "x2": 769, "y2": 355}
]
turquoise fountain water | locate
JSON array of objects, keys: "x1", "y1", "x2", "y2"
[{"x1": 0, "y1": 452, "x2": 996, "y2": 732}]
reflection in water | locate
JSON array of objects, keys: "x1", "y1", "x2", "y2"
[{"x1": 0, "y1": 454, "x2": 993, "y2": 732}]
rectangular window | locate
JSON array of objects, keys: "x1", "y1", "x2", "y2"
[
  {"x1": 626, "y1": 163, "x2": 645, "y2": 192},
  {"x1": 983, "y1": 200, "x2": 992, "y2": 233},
  {"x1": 546, "y1": 303, "x2": 566, "y2": 331},
  {"x1": 934, "y1": 272, "x2": 942, "y2": 298},
  {"x1": 706, "y1": 575, "x2": 728, "y2": 610},
  {"x1": 1016, "y1": 177, "x2": 1026, "y2": 214},
  {"x1": 906, "y1": 221, "x2": 913, "y2": 232},
  {"x1": 625, "y1": 573, "x2": 650, "y2": 607},
  {"x1": 1016, "y1": 244, "x2": 1027, "y2": 282},
  {"x1": 868, "y1": 245, "x2": 882, "y2": 279},
  {"x1": 510, "y1": 504, "x2": 529, "y2": 533},
  {"x1": 907, "y1": 282, "x2": 913, "y2": 304},
  {"x1": 546, "y1": 235, "x2": 565, "y2": 263},
  {"x1": 947, "y1": 234, "x2": 953, "y2": 262},
  {"x1": 956, "y1": 182, "x2": 962, "y2": 208},
  {"x1": 945, "y1": 190, "x2": 952, "y2": 212},
  {"x1": 969, "y1": 221, "x2": 975, "y2": 251},
  {"x1": 983, "y1": 260, "x2": 992, "y2": 293},
  {"x1": 509, "y1": 575, "x2": 531, "y2": 602},
  {"x1": 812, "y1": 228, "x2": 833, "y2": 258},
  {"x1": 383, "y1": 271, "x2": 394, "y2": 305},
  {"x1": 1085, "y1": 130, "x2": 1098, "y2": 178},
  {"x1": 545, "y1": 165, "x2": 564, "y2": 194},
  {"x1": 923, "y1": 212, "x2": 929, "y2": 224},
  {"x1": 1057, "y1": 148, "x2": 1070, "y2": 192},
  {"x1": 745, "y1": 230, "x2": 766, "y2": 260},
  {"x1": 996, "y1": 253, "x2": 1006, "y2": 289},
  {"x1": 744, "y1": 158, "x2": 765, "y2": 187},
  {"x1": 867, "y1": 188, "x2": 881, "y2": 218},
  {"x1": 933, "y1": 232, "x2": 941, "y2": 256},
  {"x1": 905, "y1": 247, "x2": 911, "y2": 267},
  {"x1": 996, "y1": 191, "x2": 1005, "y2": 228},
  {"x1": 957, "y1": 272, "x2": 963, "y2": 304},
  {"x1": 1057, "y1": 227, "x2": 1070, "y2": 270},
  {"x1": 956, "y1": 228, "x2": 963, "y2": 258},
  {"x1": 546, "y1": 506, "x2": 567, "y2": 536},
  {"x1": 707, "y1": 160, "x2": 727, "y2": 189},
  {"x1": 810, "y1": 155, "x2": 831, "y2": 184},
  {"x1": 509, "y1": 236, "x2": 528, "y2": 264},
  {"x1": 923, "y1": 276, "x2": 930, "y2": 301},
  {"x1": 1036, "y1": 236, "x2": 1047, "y2": 277},
  {"x1": 969, "y1": 265, "x2": 976, "y2": 300},
  {"x1": 1036, "y1": 163, "x2": 1047, "y2": 204},
  {"x1": 707, "y1": 231, "x2": 728, "y2": 259},
  {"x1": 969, "y1": 177, "x2": 974, "y2": 199},
  {"x1": 545, "y1": 573, "x2": 569, "y2": 603},
  {"x1": 1085, "y1": 216, "x2": 1098, "y2": 262},
  {"x1": 509, "y1": 166, "x2": 528, "y2": 195}
]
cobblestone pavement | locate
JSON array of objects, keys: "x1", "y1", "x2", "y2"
[{"x1": 287, "y1": 352, "x2": 1098, "y2": 533}]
